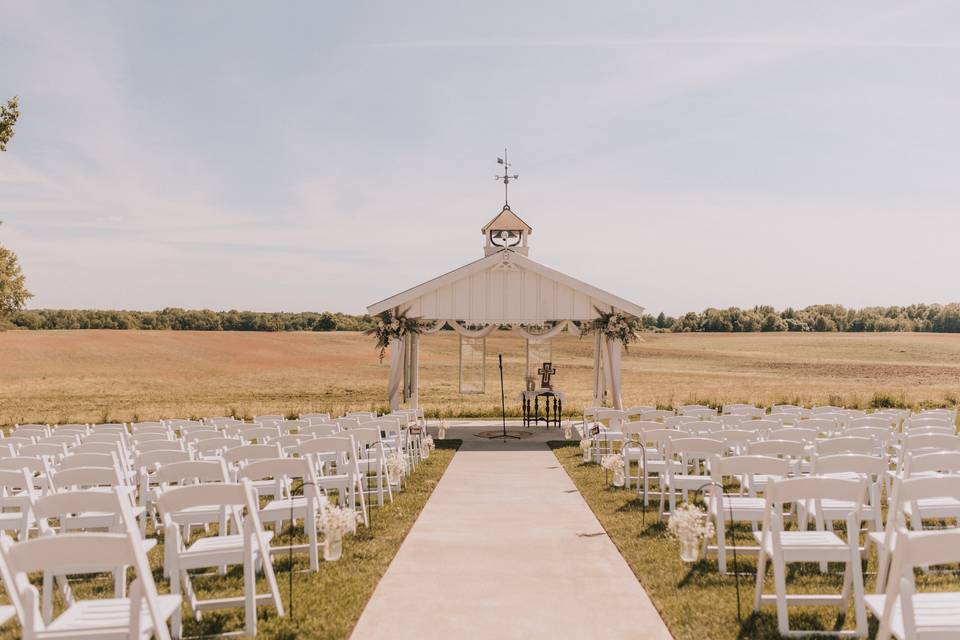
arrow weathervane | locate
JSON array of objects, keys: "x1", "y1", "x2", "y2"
[{"x1": 494, "y1": 148, "x2": 518, "y2": 206}]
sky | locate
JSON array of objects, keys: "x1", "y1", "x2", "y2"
[{"x1": 1, "y1": 1, "x2": 958, "y2": 316}]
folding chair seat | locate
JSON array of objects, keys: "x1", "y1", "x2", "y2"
[
  {"x1": 158, "y1": 480, "x2": 284, "y2": 637},
  {"x1": 869, "y1": 527, "x2": 960, "y2": 640},
  {"x1": 0, "y1": 511, "x2": 180, "y2": 640},
  {"x1": 753, "y1": 476, "x2": 868, "y2": 637}
]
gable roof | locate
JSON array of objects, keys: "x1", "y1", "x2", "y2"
[
  {"x1": 366, "y1": 249, "x2": 644, "y2": 323},
  {"x1": 481, "y1": 205, "x2": 533, "y2": 235}
]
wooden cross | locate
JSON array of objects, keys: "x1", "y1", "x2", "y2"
[{"x1": 538, "y1": 362, "x2": 556, "y2": 389}]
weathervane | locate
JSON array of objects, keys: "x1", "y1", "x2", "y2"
[{"x1": 494, "y1": 148, "x2": 518, "y2": 206}]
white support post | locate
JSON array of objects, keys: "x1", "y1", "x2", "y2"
[{"x1": 388, "y1": 336, "x2": 405, "y2": 412}]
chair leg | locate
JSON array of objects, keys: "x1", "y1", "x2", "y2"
[
  {"x1": 773, "y1": 555, "x2": 790, "y2": 635},
  {"x1": 716, "y1": 518, "x2": 727, "y2": 574},
  {"x1": 753, "y1": 548, "x2": 767, "y2": 611}
]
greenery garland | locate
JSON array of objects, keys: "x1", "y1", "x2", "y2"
[
  {"x1": 579, "y1": 308, "x2": 642, "y2": 352},
  {"x1": 365, "y1": 310, "x2": 423, "y2": 363}
]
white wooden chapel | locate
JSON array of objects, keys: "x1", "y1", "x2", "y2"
[{"x1": 366, "y1": 203, "x2": 645, "y2": 412}]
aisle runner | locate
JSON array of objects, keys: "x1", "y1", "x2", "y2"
[{"x1": 351, "y1": 439, "x2": 673, "y2": 639}]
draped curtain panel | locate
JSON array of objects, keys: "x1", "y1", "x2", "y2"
[{"x1": 388, "y1": 336, "x2": 405, "y2": 411}]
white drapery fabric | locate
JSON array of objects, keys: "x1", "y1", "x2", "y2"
[
  {"x1": 386, "y1": 317, "x2": 620, "y2": 411},
  {"x1": 604, "y1": 336, "x2": 624, "y2": 410},
  {"x1": 510, "y1": 320, "x2": 580, "y2": 342},
  {"x1": 388, "y1": 336, "x2": 405, "y2": 411}
]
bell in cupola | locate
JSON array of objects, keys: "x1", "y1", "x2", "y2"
[{"x1": 481, "y1": 204, "x2": 533, "y2": 257}]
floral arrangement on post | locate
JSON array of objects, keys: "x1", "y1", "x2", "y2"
[
  {"x1": 580, "y1": 437, "x2": 594, "y2": 462},
  {"x1": 600, "y1": 453, "x2": 626, "y2": 487},
  {"x1": 365, "y1": 309, "x2": 423, "y2": 363},
  {"x1": 386, "y1": 450, "x2": 410, "y2": 485},
  {"x1": 579, "y1": 307, "x2": 642, "y2": 351},
  {"x1": 317, "y1": 499, "x2": 362, "y2": 562},
  {"x1": 667, "y1": 502, "x2": 715, "y2": 563}
]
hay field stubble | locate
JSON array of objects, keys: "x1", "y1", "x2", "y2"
[{"x1": 1, "y1": 330, "x2": 959, "y2": 426}]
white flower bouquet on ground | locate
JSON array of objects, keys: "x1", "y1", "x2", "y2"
[
  {"x1": 667, "y1": 502, "x2": 714, "y2": 562},
  {"x1": 600, "y1": 453, "x2": 626, "y2": 487},
  {"x1": 317, "y1": 500, "x2": 362, "y2": 561},
  {"x1": 580, "y1": 438, "x2": 593, "y2": 463},
  {"x1": 386, "y1": 450, "x2": 409, "y2": 485}
]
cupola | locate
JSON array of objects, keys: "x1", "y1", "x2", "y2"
[{"x1": 481, "y1": 204, "x2": 532, "y2": 256}]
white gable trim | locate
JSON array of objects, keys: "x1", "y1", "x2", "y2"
[{"x1": 366, "y1": 249, "x2": 644, "y2": 321}]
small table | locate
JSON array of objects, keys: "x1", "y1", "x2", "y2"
[{"x1": 518, "y1": 389, "x2": 565, "y2": 429}]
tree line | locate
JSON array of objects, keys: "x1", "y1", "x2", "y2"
[
  {"x1": 8, "y1": 308, "x2": 372, "y2": 332},
  {"x1": 641, "y1": 303, "x2": 960, "y2": 333},
  {"x1": 6, "y1": 303, "x2": 960, "y2": 333}
]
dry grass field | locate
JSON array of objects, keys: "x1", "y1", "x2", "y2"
[{"x1": 1, "y1": 330, "x2": 959, "y2": 426}]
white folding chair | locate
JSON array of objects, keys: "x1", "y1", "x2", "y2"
[
  {"x1": 158, "y1": 480, "x2": 284, "y2": 638},
  {"x1": 870, "y1": 527, "x2": 960, "y2": 640},
  {"x1": 0, "y1": 503, "x2": 179, "y2": 640},
  {"x1": 708, "y1": 455, "x2": 790, "y2": 573},
  {"x1": 753, "y1": 476, "x2": 867, "y2": 637},
  {"x1": 296, "y1": 436, "x2": 369, "y2": 527},
  {"x1": 660, "y1": 437, "x2": 725, "y2": 518}
]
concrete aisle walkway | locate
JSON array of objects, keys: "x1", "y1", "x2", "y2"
[{"x1": 351, "y1": 435, "x2": 673, "y2": 639}]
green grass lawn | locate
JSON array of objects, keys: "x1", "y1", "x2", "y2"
[
  {"x1": 0, "y1": 440, "x2": 460, "y2": 640},
  {"x1": 549, "y1": 442, "x2": 960, "y2": 640}
]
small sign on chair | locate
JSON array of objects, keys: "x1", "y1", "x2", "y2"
[
  {"x1": 590, "y1": 426, "x2": 601, "y2": 436},
  {"x1": 409, "y1": 426, "x2": 422, "y2": 435}
]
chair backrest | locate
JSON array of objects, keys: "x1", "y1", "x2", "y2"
[
  {"x1": 905, "y1": 425, "x2": 955, "y2": 437},
  {"x1": 812, "y1": 453, "x2": 886, "y2": 477},
  {"x1": 678, "y1": 406, "x2": 717, "y2": 419},
  {"x1": 796, "y1": 418, "x2": 841, "y2": 435},
  {"x1": 134, "y1": 439, "x2": 186, "y2": 454},
  {"x1": 135, "y1": 449, "x2": 192, "y2": 472},
  {"x1": 596, "y1": 409, "x2": 627, "y2": 428},
  {"x1": 238, "y1": 426, "x2": 281, "y2": 443},
  {"x1": 0, "y1": 457, "x2": 48, "y2": 476},
  {"x1": 902, "y1": 451, "x2": 960, "y2": 476},
  {"x1": 56, "y1": 452, "x2": 119, "y2": 471},
  {"x1": 727, "y1": 405, "x2": 765, "y2": 418},
  {"x1": 768, "y1": 427, "x2": 818, "y2": 444},
  {"x1": 32, "y1": 489, "x2": 133, "y2": 532},
  {"x1": 815, "y1": 436, "x2": 876, "y2": 456},
  {"x1": 154, "y1": 459, "x2": 231, "y2": 486},
  {"x1": 812, "y1": 405, "x2": 845, "y2": 414},
  {"x1": 302, "y1": 423, "x2": 339, "y2": 438},
  {"x1": 623, "y1": 406, "x2": 656, "y2": 420},
  {"x1": 712, "y1": 455, "x2": 789, "y2": 483},
  {"x1": 639, "y1": 409, "x2": 674, "y2": 422},
  {"x1": 765, "y1": 476, "x2": 866, "y2": 511},
  {"x1": 746, "y1": 439, "x2": 806, "y2": 459},
  {"x1": 193, "y1": 437, "x2": 244, "y2": 457},
  {"x1": 51, "y1": 466, "x2": 124, "y2": 490},
  {"x1": 17, "y1": 443, "x2": 67, "y2": 459},
  {"x1": 667, "y1": 437, "x2": 726, "y2": 464},
  {"x1": 621, "y1": 421, "x2": 663, "y2": 437},
  {"x1": 849, "y1": 416, "x2": 895, "y2": 430},
  {"x1": 254, "y1": 414, "x2": 285, "y2": 423},
  {"x1": 36, "y1": 435, "x2": 81, "y2": 448},
  {"x1": 183, "y1": 429, "x2": 223, "y2": 443},
  {"x1": 663, "y1": 415, "x2": 698, "y2": 427},
  {"x1": 736, "y1": 419, "x2": 779, "y2": 434},
  {"x1": 130, "y1": 431, "x2": 171, "y2": 443},
  {"x1": 845, "y1": 426, "x2": 894, "y2": 444},
  {"x1": 223, "y1": 443, "x2": 282, "y2": 465},
  {"x1": 682, "y1": 420, "x2": 723, "y2": 435},
  {"x1": 902, "y1": 433, "x2": 960, "y2": 454},
  {"x1": 236, "y1": 457, "x2": 320, "y2": 490},
  {"x1": 295, "y1": 436, "x2": 358, "y2": 474},
  {"x1": 71, "y1": 441, "x2": 124, "y2": 457},
  {"x1": 350, "y1": 427, "x2": 383, "y2": 451},
  {"x1": 335, "y1": 417, "x2": 362, "y2": 430},
  {"x1": 300, "y1": 412, "x2": 331, "y2": 422}
]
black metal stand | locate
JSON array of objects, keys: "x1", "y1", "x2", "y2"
[
  {"x1": 694, "y1": 481, "x2": 742, "y2": 623},
  {"x1": 497, "y1": 354, "x2": 521, "y2": 440}
]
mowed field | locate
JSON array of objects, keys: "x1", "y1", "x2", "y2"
[{"x1": 2, "y1": 330, "x2": 960, "y2": 426}]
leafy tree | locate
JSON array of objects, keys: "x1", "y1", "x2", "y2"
[
  {"x1": 0, "y1": 245, "x2": 32, "y2": 318},
  {"x1": 0, "y1": 97, "x2": 18, "y2": 152}
]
